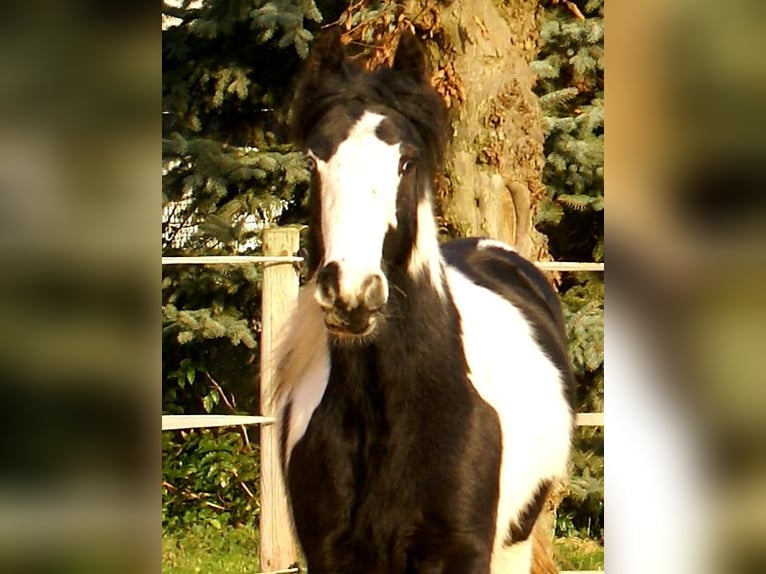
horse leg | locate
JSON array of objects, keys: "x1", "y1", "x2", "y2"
[{"x1": 421, "y1": 534, "x2": 493, "y2": 574}]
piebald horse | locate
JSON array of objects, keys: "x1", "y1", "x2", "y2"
[{"x1": 273, "y1": 31, "x2": 575, "y2": 574}]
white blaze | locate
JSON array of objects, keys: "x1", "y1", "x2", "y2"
[{"x1": 314, "y1": 111, "x2": 402, "y2": 297}]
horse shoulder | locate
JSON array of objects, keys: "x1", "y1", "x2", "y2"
[
  {"x1": 441, "y1": 243, "x2": 568, "y2": 409},
  {"x1": 441, "y1": 238, "x2": 573, "y2": 393}
]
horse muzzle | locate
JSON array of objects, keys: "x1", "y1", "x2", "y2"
[{"x1": 314, "y1": 262, "x2": 388, "y2": 338}]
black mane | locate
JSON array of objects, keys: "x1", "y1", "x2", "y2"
[{"x1": 290, "y1": 31, "x2": 448, "y2": 173}]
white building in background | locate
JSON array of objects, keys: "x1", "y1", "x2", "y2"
[{"x1": 162, "y1": 191, "x2": 283, "y2": 253}]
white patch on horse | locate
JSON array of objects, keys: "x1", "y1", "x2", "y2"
[
  {"x1": 282, "y1": 349, "x2": 330, "y2": 468},
  {"x1": 444, "y1": 265, "x2": 572, "y2": 562},
  {"x1": 407, "y1": 198, "x2": 446, "y2": 300},
  {"x1": 491, "y1": 538, "x2": 531, "y2": 574},
  {"x1": 314, "y1": 111, "x2": 401, "y2": 298},
  {"x1": 477, "y1": 238, "x2": 517, "y2": 253}
]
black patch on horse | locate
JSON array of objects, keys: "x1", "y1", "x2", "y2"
[{"x1": 506, "y1": 479, "x2": 552, "y2": 545}]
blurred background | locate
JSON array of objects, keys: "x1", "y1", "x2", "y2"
[
  {"x1": 0, "y1": 1, "x2": 156, "y2": 573},
  {"x1": 609, "y1": 1, "x2": 766, "y2": 573}
]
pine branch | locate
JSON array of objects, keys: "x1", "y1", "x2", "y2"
[
  {"x1": 162, "y1": 2, "x2": 201, "y2": 22},
  {"x1": 539, "y1": 87, "x2": 579, "y2": 113},
  {"x1": 558, "y1": 194, "x2": 595, "y2": 211}
]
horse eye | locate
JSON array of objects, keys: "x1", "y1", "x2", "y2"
[
  {"x1": 399, "y1": 157, "x2": 416, "y2": 175},
  {"x1": 305, "y1": 153, "x2": 317, "y2": 171}
]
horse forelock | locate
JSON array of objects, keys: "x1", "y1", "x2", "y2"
[{"x1": 291, "y1": 58, "x2": 448, "y2": 172}]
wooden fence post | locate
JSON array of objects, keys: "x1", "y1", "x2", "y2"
[{"x1": 259, "y1": 226, "x2": 300, "y2": 570}]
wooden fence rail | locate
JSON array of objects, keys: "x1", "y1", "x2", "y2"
[
  {"x1": 161, "y1": 412, "x2": 604, "y2": 431},
  {"x1": 162, "y1": 227, "x2": 605, "y2": 573},
  {"x1": 161, "y1": 254, "x2": 604, "y2": 273},
  {"x1": 162, "y1": 255, "x2": 304, "y2": 265}
]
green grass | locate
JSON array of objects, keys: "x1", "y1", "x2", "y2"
[
  {"x1": 163, "y1": 524, "x2": 604, "y2": 573},
  {"x1": 555, "y1": 536, "x2": 605, "y2": 571},
  {"x1": 163, "y1": 524, "x2": 262, "y2": 574}
]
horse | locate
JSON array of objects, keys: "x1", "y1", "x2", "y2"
[{"x1": 272, "y1": 30, "x2": 575, "y2": 574}]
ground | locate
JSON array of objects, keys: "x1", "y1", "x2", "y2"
[
  {"x1": 162, "y1": 524, "x2": 262, "y2": 574},
  {"x1": 161, "y1": 524, "x2": 604, "y2": 573}
]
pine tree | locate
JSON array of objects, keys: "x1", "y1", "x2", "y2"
[
  {"x1": 532, "y1": 0, "x2": 604, "y2": 542},
  {"x1": 533, "y1": 0, "x2": 604, "y2": 262}
]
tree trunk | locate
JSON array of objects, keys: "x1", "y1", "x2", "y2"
[{"x1": 408, "y1": 0, "x2": 550, "y2": 260}]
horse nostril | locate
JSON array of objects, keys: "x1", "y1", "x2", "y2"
[
  {"x1": 315, "y1": 263, "x2": 340, "y2": 309},
  {"x1": 362, "y1": 273, "x2": 388, "y2": 311}
]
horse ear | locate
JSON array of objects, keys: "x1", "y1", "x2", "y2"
[
  {"x1": 306, "y1": 28, "x2": 347, "y2": 78},
  {"x1": 291, "y1": 29, "x2": 348, "y2": 146},
  {"x1": 392, "y1": 31, "x2": 428, "y2": 82}
]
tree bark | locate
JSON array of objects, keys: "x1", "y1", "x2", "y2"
[{"x1": 409, "y1": 0, "x2": 550, "y2": 260}]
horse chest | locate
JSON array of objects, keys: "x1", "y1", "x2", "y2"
[
  {"x1": 287, "y1": 358, "x2": 477, "y2": 490},
  {"x1": 283, "y1": 351, "x2": 502, "y2": 568}
]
